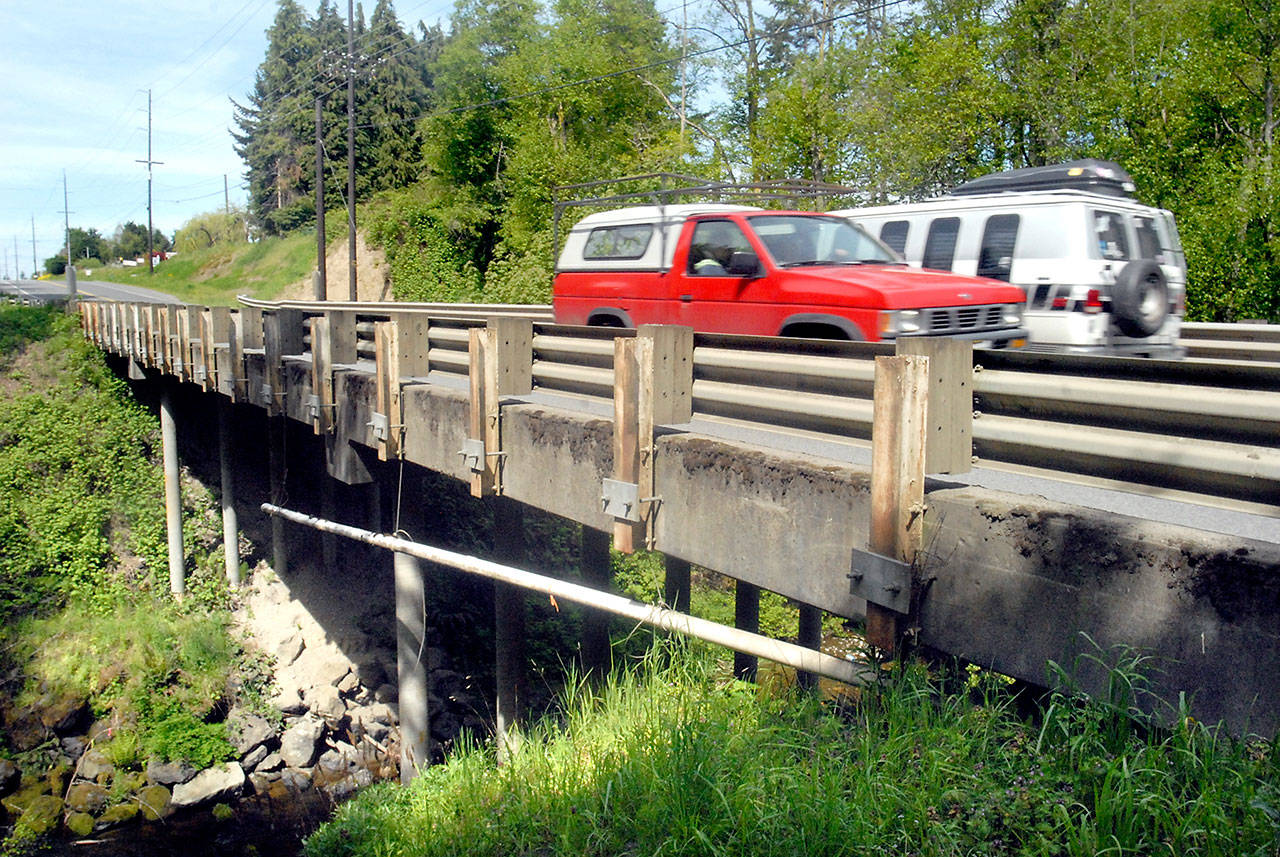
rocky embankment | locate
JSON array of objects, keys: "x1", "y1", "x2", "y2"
[{"x1": 0, "y1": 562, "x2": 487, "y2": 845}]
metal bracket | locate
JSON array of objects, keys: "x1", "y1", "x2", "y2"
[
  {"x1": 259, "y1": 384, "x2": 273, "y2": 407},
  {"x1": 459, "y1": 438, "x2": 486, "y2": 473},
  {"x1": 849, "y1": 547, "x2": 911, "y2": 613},
  {"x1": 305, "y1": 394, "x2": 337, "y2": 421},
  {"x1": 601, "y1": 478, "x2": 641, "y2": 522},
  {"x1": 194, "y1": 365, "x2": 207, "y2": 384},
  {"x1": 368, "y1": 412, "x2": 390, "y2": 442}
]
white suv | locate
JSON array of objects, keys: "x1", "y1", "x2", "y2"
[{"x1": 832, "y1": 160, "x2": 1186, "y2": 357}]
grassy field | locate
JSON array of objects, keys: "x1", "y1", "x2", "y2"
[
  {"x1": 69, "y1": 230, "x2": 316, "y2": 306},
  {"x1": 305, "y1": 639, "x2": 1279, "y2": 857}
]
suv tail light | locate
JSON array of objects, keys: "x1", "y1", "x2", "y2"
[{"x1": 1083, "y1": 289, "x2": 1103, "y2": 313}]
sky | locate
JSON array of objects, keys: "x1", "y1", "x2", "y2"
[{"x1": 0, "y1": 0, "x2": 452, "y2": 278}]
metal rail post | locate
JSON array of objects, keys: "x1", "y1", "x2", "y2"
[
  {"x1": 160, "y1": 386, "x2": 185, "y2": 598},
  {"x1": 395, "y1": 551, "x2": 430, "y2": 782},
  {"x1": 734, "y1": 581, "x2": 760, "y2": 681},
  {"x1": 663, "y1": 555, "x2": 691, "y2": 613},
  {"x1": 796, "y1": 604, "x2": 823, "y2": 691},
  {"x1": 491, "y1": 496, "x2": 525, "y2": 761}
]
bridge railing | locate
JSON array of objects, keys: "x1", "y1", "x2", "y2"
[{"x1": 81, "y1": 299, "x2": 1280, "y2": 513}]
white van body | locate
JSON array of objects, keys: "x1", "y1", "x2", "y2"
[{"x1": 832, "y1": 166, "x2": 1186, "y2": 357}]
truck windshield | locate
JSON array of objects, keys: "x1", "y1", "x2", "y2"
[{"x1": 749, "y1": 215, "x2": 897, "y2": 267}]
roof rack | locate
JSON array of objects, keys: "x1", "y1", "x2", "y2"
[
  {"x1": 950, "y1": 159, "x2": 1136, "y2": 198},
  {"x1": 550, "y1": 174, "x2": 862, "y2": 272}
]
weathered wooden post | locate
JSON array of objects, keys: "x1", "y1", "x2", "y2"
[
  {"x1": 863, "y1": 355, "x2": 929, "y2": 654},
  {"x1": 160, "y1": 385, "x2": 185, "y2": 598},
  {"x1": 395, "y1": 550, "x2": 430, "y2": 782},
  {"x1": 491, "y1": 496, "x2": 525, "y2": 761}
]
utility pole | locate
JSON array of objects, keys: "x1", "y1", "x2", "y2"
[
  {"x1": 30, "y1": 216, "x2": 37, "y2": 279},
  {"x1": 224, "y1": 174, "x2": 230, "y2": 215},
  {"x1": 61, "y1": 170, "x2": 76, "y2": 299},
  {"x1": 346, "y1": 0, "x2": 358, "y2": 301},
  {"x1": 315, "y1": 96, "x2": 327, "y2": 301},
  {"x1": 136, "y1": 89, "x2": 163, "y2": 275}
]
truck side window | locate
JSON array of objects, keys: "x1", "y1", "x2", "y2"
[
  {"x1": 977, "y1": 214, "x2": 1019, "y2": 281},
  {"x1": 879, "y1": 221, "x2": 909, "y2": 255},
  {"x1": 583, "y1": 224, "x2": 653, "y2": 260},
  {"x1": 922, "y1": 217, "x2": 961, "y2": 271},
  {"x1": 1093, "y1": 210, "x2": 1130, "y2": 260},
  {"x1": 688, "y1": 220, "x2": 752, "y2": 276}
]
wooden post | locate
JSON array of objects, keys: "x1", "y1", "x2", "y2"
[
  {"x1": 395, "y1": 551, "x2": 430, "y2": 782},
  {"x1": 611, "y1": 336, "x2": 642, "y2": 553},
  {"x1": 580, "y1": 525, "x2": 613, "y2": 681},
  {"x1": 394, "y1": 312, "x2": 430, "y2": 379},
  {"x1": 160, "y1": 386, "x2": 185, "y2": 598},
  {"x1": 226, "y1": 309, "x2": 246, "y2": 402},
  {"x1": 636, "y1": 325, "x2": 693, "y2": 549},
  {"x1": 310, "y1": 316, "x2": 334, "y2": 435},
  {"x1": 896, "y1": 338, "x2": 973, "y2": 474},
  {"x1": 734, "y1": 581, "x2": 760, "y2": 681},
  {"x1": 467, "y1": 327, "x2": 494, "y2": 498},
  {"x1": 467, "y1": 319, "x2": 532, "y2": 497},
  {"x1": 866, "y1": 355, "x2": 929, "y2": 654},
  {"x1": 374, "y1": 321, "x2": 402, "y2": 461}
]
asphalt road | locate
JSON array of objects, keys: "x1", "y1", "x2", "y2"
[{"x1": 0, "y1": 278, "x2": 178, "y2": 304}]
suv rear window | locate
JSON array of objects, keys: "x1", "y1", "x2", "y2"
[
  {"x1": 977, "y1": 214, "x2": 1019, "y2": 281},
  {"x1": 583, "y1": 224, "x2": 653, "y2": 260},
  {"x1": 1133, "y1": 215, "x2": 1162, "y2": 262},
  {"x1": 1093, "y1": 210, "x2": 1130, "y2": 261},
  {"x1": 879, "y1": 220, "x2": 909, "y2": 255},
  {"x1": 923, "y1": 217, "x2": 961, "y2": 270}
]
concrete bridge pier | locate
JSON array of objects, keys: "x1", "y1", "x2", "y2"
[
  {"x1": 796, "y1": 605, "x2": 823, "y2": 691},
  {"x1": 664, "y1": 556, "x2": 691, "y2": 613},
  {"x1": 734, "y1": 582, "x2": 760, "y2": 681},
  {"x1": 217, "y1": 397, "x2": 240, "y2": 588},
  {"x1": 579, "y1": 526, "x2": 612, "y2": 682},
  {"x1": 490, "y1": 496, "x2": 526, "y2": 760},
  {"x1": 160, "y1": 382, "x2": 185, "y2": 598},
  {"x1": 267, "y1": 414, "x2": 288, "y2": 577},
  {"x1": 395, "y1": 550, "x2": 430, "y2": 783}
]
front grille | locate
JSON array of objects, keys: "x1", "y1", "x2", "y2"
[{"x1": 923, "y1": 304, "x2": 1010, "y2": 334}]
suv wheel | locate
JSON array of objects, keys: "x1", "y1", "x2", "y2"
[{"x1": 1111, "y1": 260, "x2": 1168, "y2": 338}]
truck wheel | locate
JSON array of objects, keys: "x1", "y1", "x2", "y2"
[{"x1": 1111, "y1": 260, "x2": 1168, "y2": 338}]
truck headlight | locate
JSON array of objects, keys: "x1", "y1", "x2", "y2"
[{"x1": 1002, "y1": 304, "x2": 1023, "y2": 326}]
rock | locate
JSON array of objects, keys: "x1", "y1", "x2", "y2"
[
  {"x1": 270, "y1": 686, "x2": 307, "y2": 716},
  {"x1": 94, "y1": 802, "x2": 139, "y2": 831},
  {"x1": 60, "y1": 735, "x2": 87, "y2": 761},
  {"x1": 255, "y1": 752, "x2": 284, "y2": 773},
  {"x1": 135, "y1": 784, "x2": 171, "y2": 821},
  {"x1": 278, "y1": 768, "x2": 312, "y2": 792},
  {"x1": 312, "y1": 749, "x2": 356, "y2": 788},
  {"x1": 373, "y1": 683, "x2": 398, "y2": 704},
  {"x1": 66, "y1": 811, "x2": 96, "y2": 837},
  {"x1": 6, "y1": 710, "x2": 48, "y2": 752},
  {"x1": 170, "y1": 763, "x2": 246, "y2": 809},
  {"x1": 242, "y1": 744, "x2": 269, "y2": 772},
  {"x1": 248, "y1": 773, "x2": 274, "y2": 795},
  {"x1": 304, "y1": 685, "x2": 346, "y2": 723},
  {"x1": 146, "y1": 759, "x2": 196, "y2": 787},
  {"x1": 0, "y1": 759, "x2": 19, "y2": 795},
  {"x1": 227, "y1": 710, "x2": 275, "y2": 756},
  {"x1": 14, "y1": 794, "x2": 62, "y2": 835},
  {"x1": 279, "y1": 716, "x2": 324, "y2": 769},
  {"x1": 354, "y1": 658, "x2": 387, "y2": 690},
  {"x1": 275, "y1": 633, "x2": 304, "y2": 667},
  {"x1": 323, "y1": 774, "x2": 358, "y2": 801},
  {"x1": 66, "y1": 782, "x2": 108, "y2": 815},
  {"x1": 39, "y1": 693, "x2": 88, "y2": 735},
  {"x1": 78, "y1": 749, "x2": 114, "y2": 783},
  {"x1": 288, "y1": 645, "x2": 351, "y2": 691},
  {"x1": 337, "y1": 671, "x2": 360, "y2": 696},
  {"x1": 349, "y1": 703, "x2": 393, "y2": 744}
]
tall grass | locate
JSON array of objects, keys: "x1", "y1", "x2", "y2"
[{"x1": 305, "y1": 639, "x2": 1279, "y2": 857}]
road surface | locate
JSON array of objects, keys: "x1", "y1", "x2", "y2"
[{"x1": 0, "y1": 278, "x2": 178, "y2": 304}]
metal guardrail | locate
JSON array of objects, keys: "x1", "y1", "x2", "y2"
[{"x1": 91, "y1": 300, "x2": 1280, "y2": 512}]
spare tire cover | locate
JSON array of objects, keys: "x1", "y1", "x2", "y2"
[{"x1": 1111, "y1": 260, "x2": 1168, "y2": 338}]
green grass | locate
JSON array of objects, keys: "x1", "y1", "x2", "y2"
[
  {"x1": 67, "y1": 230, "x2": 317, "y2": 306},
  {"x1": 305, "y1": 640, "x2": 1279, "y2": 857}
]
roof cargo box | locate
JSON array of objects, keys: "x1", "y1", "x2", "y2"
[{"x1": 951, "y1": 159, "x2": 1136, "y2": 198}]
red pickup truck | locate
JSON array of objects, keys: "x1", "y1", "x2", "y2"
[{"x1": 553, "y1": 204, "x2": 1028, "y2": 343}]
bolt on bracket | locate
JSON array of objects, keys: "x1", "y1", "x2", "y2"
[
  {"x1": 849, "y1": 547, "x2": 911, "y2": 613},
  {"x1": 601, "y1": 478, "x2": 641, "y2": 522}
]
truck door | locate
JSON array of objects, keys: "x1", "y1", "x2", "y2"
[{"x1": 676, "y1": 219, "x2": 772, "y2": 334}]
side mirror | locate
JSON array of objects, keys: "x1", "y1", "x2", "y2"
[{"x1": 727, "y1": 251, "x2": 760, "y2": 276}]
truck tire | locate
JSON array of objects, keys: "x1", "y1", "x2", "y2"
[{"x1": 1111, "y1": 260, "x2": 1168, "y2": 338}]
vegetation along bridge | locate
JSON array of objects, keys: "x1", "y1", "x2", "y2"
[{"x1": 79, "y1": 298, "x2": 1280, "y2": 772}]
